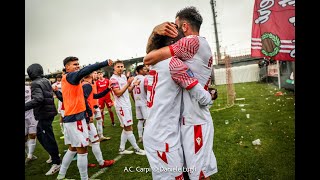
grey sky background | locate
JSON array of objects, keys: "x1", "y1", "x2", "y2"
[{"x1": 25, "y1": 0, "x2": 254, "y2": 74}]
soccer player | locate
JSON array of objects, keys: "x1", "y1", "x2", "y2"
[
  {"x1": 144, "y1": 6, "x2": 218, "y2": 180},
  {"x1": 143, "y1": 27, "x2": 214, "y2": 179},
  {"x1": 96, "y1": 70, "x2": 116, "y2": 127},
  {"x1": 56, "y1": 56, "x2": 112, "y2": 180},
  {"x1": 52, "y1": 74, "x2": 63, "y2": 113},
  {"x1": 92, "y1": 71, "x2": 110, "y2": 140},
  {"x1": 131, "y1": 65, "x2": 148, "y2": 143},
  {"x1": 109, "y1": 60, "x2": 145, "y2": 155},
  {"x1": 54, "y1": 72, "x2": 115, "y2": 175},
  {"x1": 82, "y1": 73, "x2": 115, "y2": 167},
  {"x1": 25, "y1": 83, "x2": 38, "y2": 165}
]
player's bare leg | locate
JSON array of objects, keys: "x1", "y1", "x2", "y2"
[{"x1": 107, "y1": 106, "x2": 115, "y2": 126}]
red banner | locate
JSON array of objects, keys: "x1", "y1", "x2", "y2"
[{"x1": 251, "y1": 0, "x2": 295, "y2": 61}]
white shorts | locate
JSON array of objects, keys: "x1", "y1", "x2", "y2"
[
  {"x1": 57, "y1": 100, "x2": 62, "y2": 114},
  {"x1": 88, "y1": 123, "x2": 100, "y2": 142},
  {"x1": 145, "y1": 146, "x2": 184, "y2": 180},
  {"x1": 181, "y1": 121, "x2": 218, "y2": 179},
  {"x1": 94, "y1": 107, "x2": 102, "y2": 120},
  {"x1": 115, "y1": 107, "x2": 133, "y2": 127},
  {"x1": 60, "y1": 110, "x2": 65, "y2": 118},
  {"x1": 25, "y1": 110, "x2": 38, "y2": 136},
  {"x1": 135, "y1": 106, "x2": 148, "y2": 120},
  {"x1": 64, "y1": 119, "x2": 89, "y2": 147}
]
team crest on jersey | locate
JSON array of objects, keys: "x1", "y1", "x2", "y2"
[
  {"x1": 196, "y1": 137, "x2": 201, "y2": 145},
  {"x1": 26, "y1": 90, "x2": 29, "y2": 94},
  {"x1": 186, "y1": 69, "x2": 194, "y2": 77}
]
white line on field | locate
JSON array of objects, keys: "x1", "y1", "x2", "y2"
[{"x1": 89, "y1": 146, "x2": 134, "y2": 179}]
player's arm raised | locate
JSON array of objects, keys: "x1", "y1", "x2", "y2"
[
  {"x1": 144, "y1": 46, "x2": 171, "y2": 66},
  {"x1": 144, "y1": 36, "x2": 199, "y2": 66}
]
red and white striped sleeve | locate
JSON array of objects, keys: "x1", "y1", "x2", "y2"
[
  {"x1": 110, "y1": 78, "x2": 119, "y2": 89},
  {"x1": 169, "y1": 36, "x2": 199, "y2": 61},
  {"x1": 169, "y1": 57, "x2": 198, "y2": 90}
]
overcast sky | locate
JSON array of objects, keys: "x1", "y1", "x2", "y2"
[{"x1": 25, "y1": 0, "x2": 254, "y2": 74}]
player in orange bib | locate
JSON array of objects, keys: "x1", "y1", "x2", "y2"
[{"x1": 56, "y1": 56, "x2": 112, "y2": 180}]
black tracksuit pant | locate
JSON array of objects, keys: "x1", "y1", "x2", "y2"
[{"x1": 36, "y1": 117, "x2": 61, "y2": 165}]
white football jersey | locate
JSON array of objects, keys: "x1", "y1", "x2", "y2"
[
  {"x1": 132, "y1": 74, "x2": 147, "y2": 107},
  {"x1": 25, "y1": 85, "x2": 35, "y2": 119},
  {"x1": 52, "y1": 81, "x2": 63, "y2": 112},
  {"x1": 170, "y1": 35, "x2": 214, "y2": 125},
  {"x1": 110, "y1": 74, "x2": 131, "y2": 108},
  {"x1": 143, "y1": 57, "x2": 200, "y2": 152}
]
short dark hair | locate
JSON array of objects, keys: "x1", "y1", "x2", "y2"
[
  {"x1": 113, "y1": 60, "x2": 124, "y2": 66},
  {"x1": 63, "y1": 56, "x2": 79, "y2": 66},
  {"x1": 56, "y1": 74, "x2": 62, "y2": 78},
  {"x1": 135, "y1": 65, "x2": 145, "y2": 74},
  {"x1": 176, "y1": 6, "x2": 203, "y2": 32}
]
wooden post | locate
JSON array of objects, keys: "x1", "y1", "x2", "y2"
[{"x1": 277, "y1": 60, "x2": 281, "y2": 89}]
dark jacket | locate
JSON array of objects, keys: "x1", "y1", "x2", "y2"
[{"x1": 25, "y1": 63, "x2": 57, "y2": 120}]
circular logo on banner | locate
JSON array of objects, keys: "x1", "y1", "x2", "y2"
[{"x1": 261, "y1": 32, "x2": 281, "y2": 57}]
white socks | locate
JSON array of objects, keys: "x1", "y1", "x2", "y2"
[
  {"x1": 96, "y1": 120, "x2": 103, "y2": 136},
  {"x1": 77, "y1": 153, "x2": 88, "y2": 180},
  {"x1": 92, "y1": 142, "x2": 104, "y2": 165},
  {"x1": 59, "y1": 150, "x2": 88, "y2": 180},
  {"x1": 120, "y1": 129, "x2": 128, "y2": 150},
  {"x1": 59, "y1": 149, "x2": 77, "y2": 176},
  {"x1": 137, "y1": 120, "x2": 145, "y2": 138},
  {"x1": 27, "y1": 138, "x2": 36, "y2": 159},
  {"x1": 125, "y1": 131, "x2": 139, "y2": 150}
]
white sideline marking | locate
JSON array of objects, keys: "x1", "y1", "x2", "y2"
[
  {"x1": 235, "y1": 98, "x2": 245, "y2": 101},
  {"x1": 89, "y1": 146, "x2": 134, "y2": 179}
]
